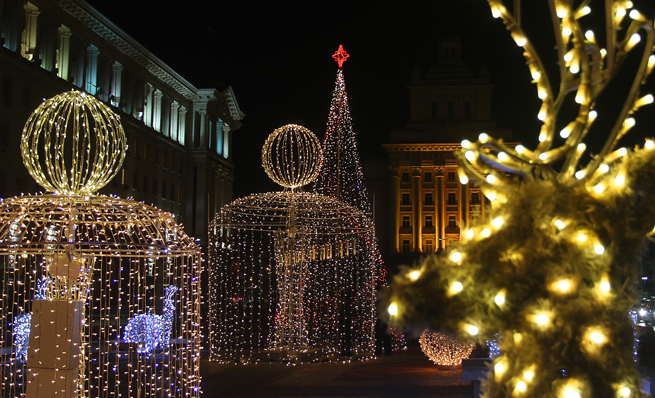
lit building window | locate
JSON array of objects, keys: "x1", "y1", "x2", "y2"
[
  {"x1": 448, "y1": 171, "x2": 456, "y2": 181},
  {"x1": 448, "y1": 216, "x2": 457, "y2": 228},
  {"x1": 425, "y1": 193, "x2": 433, "y2": 205},
  {"x1": 425, "y1": 172, "x2": 432, "y2": 182},
  {"x1": 401, "y1": 172, "x2": 410, "y2": 182},
  {"x1": 402, "y1": 240, "x2": 411, "y2": 254},
  {"x1": 425, "y1": 216, "x2": 433, "y2": 227},
  {"x1": 425, "y1": 240, "x2": 433, "y2": 253},
  {"x1": 401, "y1": 193, "x2": 411, "y2": 205},
  {"x1": 402, "y1": 216, "x2": 410, "y2": 228}
]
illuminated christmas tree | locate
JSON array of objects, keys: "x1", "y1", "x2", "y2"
[
  {"x1": 314, "y1": 44, "x2": 387, "y2": 286},
  {"x1": 384, "y1": 1, "x2": 655, "y2": 397}
]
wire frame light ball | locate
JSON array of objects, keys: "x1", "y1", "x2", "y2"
[
  {"x1": 262, "y1": 124, "x2": 322, "y2": 190},
  {"x1": 0, "y1": 91, "x2": 202, "y2": 398},
  {"x1": 21, "y1": 90, "x2": 127, "y2": 195},
  {"x1": 419, "y1": 330, "x2": 474, "y2": 367}
]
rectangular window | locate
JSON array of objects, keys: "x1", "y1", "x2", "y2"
[
  {"x1": 471, "y1": 192, "x2": 480, "y2": 205},
  {"x1": 448, "y1": 171, "x2": 456, "y2": 181},
  {"x1": 425, "y1": 240, "x2": 433, "y2": 253},
  {"x1": 448, "y1": 193, "x2": 457, "y2": 205},
  {"x1": 401, "y1": 193, "x2": 411, "y2": 205},
  {"x1": 425, "y1": 216, "x2": 433, "y2": 227},
  {"x1": 431, "y1": 101, "x2": 437, "y2": 119},
  {"x1": 3, "y1": 77, "x2": 13, "y2": 107},
  {"x1": 402, "y1": 240, "x2": 410, "y2": 254},
  {"x1": 448, "y1": 101, "x2": 454, "y2": 119},
  {"x1": 448, "y1": 216, "x2": 457, "y2": 228},
  {"x1": 464, "y1": 101, "x2": 471, "y2": 119},
  {"x1": 425, "y1": 193, "x2": 433, "y2": 205},
  {"x1": 21, "y1": 86, "x2": 31, "y2": 108},
  {"x1": 402, "y1": 216, "x2": 410, "y2": 228},
  {"x1": 425, "y1": 172, "x2": 432, "y2": 182},
  {"x1": 401, "y1": 172, "x2": 410, "y2": 182}
]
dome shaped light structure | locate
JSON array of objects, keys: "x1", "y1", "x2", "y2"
[
  {"x1": 209, "y1": 124, "x2": 376, "y2": 364},
  {"x1": 419, "y1": 330, "x2": 475, "y2": 368},
  {"x1": 0, "y1": 90, "x2": 202, "y2": 398}
]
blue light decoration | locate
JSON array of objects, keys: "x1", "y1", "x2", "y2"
[
  {"x1": 12, "y1": 276, "x2": 51, "y2": 363},
  {"x1": 486, "y1": 333, "x2": 501, "y2": 359},
  {"x1": 123, "y1": 285, "x2": 178, "y2": 354},
  {"x1": 12, "y1": 312, "x2": 31, "y2": 363}
]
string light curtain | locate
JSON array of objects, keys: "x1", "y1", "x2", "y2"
[
  {"x1": 0, "y1": 90, "x2": 202, "y2": 398},
  {"x1": 383, "y1": 1, "x2": 655, "y2": 397},
  {"x1": 209, "y1": 124, "x2": 377, "y2": 364}
]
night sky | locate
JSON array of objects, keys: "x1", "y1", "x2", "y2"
[{"x1": 85, "y1": 0, "x2": 655, "y2": 198}]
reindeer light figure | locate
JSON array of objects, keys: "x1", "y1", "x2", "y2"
[
  {"x1": 384, "y1": 1, "x2": 655, "y2": 397},
  {"x1": 12, "y1": 276, "x2": 51, "y2": 363},
  {"x1": 124, "y1": 285, "x2": 178, "y2": 354}
]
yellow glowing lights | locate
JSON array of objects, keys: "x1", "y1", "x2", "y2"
[
  {"x1": 495, "y1": 362, "x2": 505, "y2": 374},
  {"x1": 494, "y1": 293, "x2": 505, "y2": 306},
  {"x1": 636, "y1": 94, "x2": 654, "y2": 107},
  {"x1": 451, "y1": 281, "x2": 463, "y2": 294},
  {"x1": 557, "y1": 280, "x2": 571, "y2": 292},
  {"x1": 409, "y1": 270, "x2": 421, "y2": 281},
  {"x1": 493, "y1": 217, "x2": 504, "y2": 228},
  {"x1": 620, "y1": 387, "x2": 631, "y2": 397},
  {"x1": 532, "y1": 70, "x2": 541, "y2": 80},
  {"x1": 535, "y1": 313, "x2": 549, "y2": 326},
  {"x1": 563, "y1": 388, "x2": 581, "y2": 398},
  {"x1": 479, "y1": 132, "x2": 489, "y2": 142},
  {"x1": 600, "y1": 280, "x2": 611, "y2": 293},
  {"x1": 524, "y1": 370, "x2": 535, "y2": 382},
  {"x1": 647, "y1": 140, "x2": 655, "y2": 150},
  {"x1": 594, "y1": 244, "x2": 605, "y2": 255},
  {"x1": 461, "y1": 139, "x2": 471, "y2": 148},
  {"x1": 460, "y1": 175, "x2": 469, "y2": 185},
  {"x1": 515, "y1": 37, "x2": 527, "y2": 47},
  {"x1": 467, "y1": 325, "x2": 479, "y2": 336},
  {"x1": 575, "y1": 170, "x2": 585, "y2": 180},
  {"x1": 466, "y1": 229, "x2": 474, "y2": 239},
  {"x1": 21, "y1": 90, "x2": 127, "y2": 195},
  {"x1": 589, "y1": 331, "x2": 605, "y2": 344},
  {"x1": 599, "y1": 164, "x2": 610, "y2": 173},
  {"x1": 515, "y1": 145, "x2": 525, "y2": 154},
  {"x1": 262, "y1": 124, "x2": 323, "y2": 189},
  {"x1": 420, "y1": 330, "x2": 475, "y2": 366},
  {"x1": 450, "y1": 251, "x2": 462, "y2": 263},
  {"x1": 492, "y1": 8, "x2": 501, "y2": 18},
  {"x1": 482, "y1": 228, "x2": 491, "y2": 237},
  {"x1": 555, "y1": 219, "x2": 566, "y2": 230},
  {"x1": 497, "y1": 152, "x2": 508, "y2": 161},
  {"x1": 577, "y1": 232, "x2": 588, "y2": 242},
  {"x1": 487, "y1": 174, "x2": 497, "y2": 184},
  {"x1": 585, "y1": 30, "x2": 595, "y2": 41},
  {"x1": 626, "y1": 33, "x2": 641, "y2": 52},
  {"x1": 388, "y1": 304, "x2": 398, "y2": 316},
  {"x1": 516, "y1": 381, "x2": 527, "y2": 392},
  {"x1": 594, "y1": 184, "x2": 605, "y2": 194},
  {"x1": 614, "y1": 174, "x2": 625, "y2": 187},
  {"x1": 465, "y1": 150, "x2": 476, "y2": 161}
]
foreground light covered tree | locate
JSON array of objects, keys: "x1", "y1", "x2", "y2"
[{"x1": 383, "y1": 1, "x2": 655, "y2": 397}]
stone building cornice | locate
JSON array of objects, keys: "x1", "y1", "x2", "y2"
[{"x1": 58, "y1": 0, "x2": 198, "y2": 99}]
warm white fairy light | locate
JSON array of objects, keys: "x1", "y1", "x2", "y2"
[
  {"x1": 493, "y1": 217, "x2": 504, "y2": 228},
  {"x1": 535, "y1": 313, "x2": 549, "y2": 326},
  {"x1": 210, "y1": 125, "x2": 376, "y2": 364},
  {"x1": 409, "y1": 270, "x2": 421, "y2": 281},
  {"x1": 388, "y1": 304, "x2": 398, "y2": 316},
  {"x1": 595, "y1": 244, "x2": 606, "y2": 255},
  {"x1": 467, "y1": 325, "x2": 479, "y2": 336},
  {"x1": 0, "y1": 91, "x2": 202, "y2": 397},
  {"x1": 419, "y1": 330, "x2": 474, "y2": 367},
  {"x1": 450, "y1": 251, "x2": 462, "y2": 263},
  {"x1": 494, "y1": 293, "x2": 505, "y2": 306}
]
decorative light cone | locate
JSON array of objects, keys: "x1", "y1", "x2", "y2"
[
  {"x1": 209, "y1": 124, "x2": 377, "y2": 364},
  {"x1": 0, "y1": 90, "x2": 202, "y2": 398},
  {"x1": 419, "y1": 330, "x2": 474, "y2": 368}
]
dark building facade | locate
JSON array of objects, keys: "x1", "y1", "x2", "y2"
[
  {"x1": 0, "y1": 0, "x2": 244, "y2": 245},
  {"x1": 365, "y1": 36, "x2": 512, "y2": 269}
]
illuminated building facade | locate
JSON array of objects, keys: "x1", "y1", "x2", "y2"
[
  {"x1": 0, "y1": 0, "x2": 244, "y2": 245},
  {"x1": 366, "y1": 36, "x2": 511, "y2": 264}
]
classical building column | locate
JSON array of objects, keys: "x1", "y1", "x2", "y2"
[
  {"x1": 412, "y1": 166, "x2": 422, "y2": 253},
  {"x1": 436, "y1": 166, "x2": 444, "y2": 251},
  {"x1": 153, "y1": 89, "x2": 163, "y2": 132},
  {"x1": 111, "y1": 61, "x2": 123, "y2": 108},
  {"x1": 21, "y1": 2, "x2": 40, "y2": 61},
  {"x1": 57, "y1": 25, "x2": 72, "y2": 80},
  {"x1": 170, "y1": 101, "x2": 179, "y2": 142},
  {"x1": 178, "y1": 106, "x2": 187, "y2": 146},
  {"x1": 85, "y1": 45, "x2": 99, "y2": 94},
  {"x1": 389, "y1": 166, "x2": 400, "y2": 253},
  {"x1": 143, "y1": 82, "x2": 153, "y2": 126}
]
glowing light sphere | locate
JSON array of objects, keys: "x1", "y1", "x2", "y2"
[
  {"x1": 262, "y1": 124, "x2": 323, "y2": 189},
  {"x1": 21, "y1": 90, "x2": 126, "y2": 195},
  {"x1": 419, "y1": 330, "x2": 475, "y2": 367}
]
